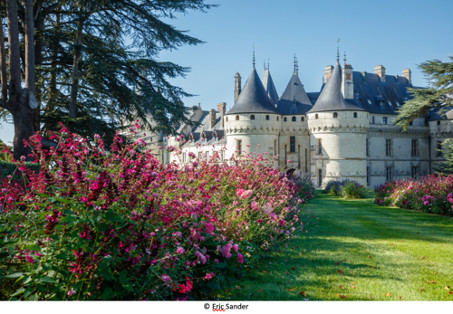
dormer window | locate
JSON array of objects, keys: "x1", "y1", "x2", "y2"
[
  {"x1": 250, "y1": 115, "x2": 255, "y2": 120},
  {"x1": 353, "y1": 112, "x2": 358, "y2": 118},
  {"x1": 266, "y1": 115, "x2": 270, "y2": 120},
  {"x1": 333, "y1": 112, "x2": 338, "y2": 118},
  {"x1": 292, "y1": 116, "x2": 296, "y2": 122}
]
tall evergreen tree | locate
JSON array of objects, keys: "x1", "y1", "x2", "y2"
[
  {"x1": 0, "y1": 0, "x2": 213, "y2": 159},
  {"x1": 395, "y1": 57, "x2": 453, "y2": 173}
]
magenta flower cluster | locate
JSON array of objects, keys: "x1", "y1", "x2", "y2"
[
  {"x1": 0, "y1": 123, "x2": 313, "y2": 300},
  {"x1": 374, "y1": 174, "x2": 453, "y2": 216}
]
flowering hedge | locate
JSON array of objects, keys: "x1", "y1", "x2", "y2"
[
  {"x1": 0, "y1": 124, "x2": 313, "y2": 300},
  {"x1": 374, "y1": 174, "x2": 453, "y2": 216}
]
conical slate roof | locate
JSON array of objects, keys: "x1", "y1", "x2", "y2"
[
  {"x1": 277, "y1": 71, "x2": 313, "y2": 115},
  {"x1": 308, "y1": 62, "x2": 365, "y2": 113},
  {"x1": 261, "y1": 68, "x2": 279, "y2": 105},
  {"x1": 228, "y1": 67, "x2": 278, "y2": 114}
]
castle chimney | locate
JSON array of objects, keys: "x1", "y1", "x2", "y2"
[
  {"x1": 234, "y1": 72, "x2": 241, "y2": 103},
  {"x1": 209, "y1": 109, "x2": 216, "y2": 129},
  {"x1": 342, "y1": 63, "x2": 354, "y2": 99},
  {"x1": 324, "y1": 65, "x2": 334, "y2": 83},
  {"x1": 402, "y1": 68, "x2": 412, "y2": 84},
  {"x1": 374, "y1": 65, "x2": 386, "y2": 82},
  {"x1": 217, "y1": 102, "x2": 226, "y2": 128}
]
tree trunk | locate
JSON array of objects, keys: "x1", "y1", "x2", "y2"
[
  {"x1": 0, "y1": 19, "x2": 7, "y2": 103},
  {"x1": 6, "y1": 0, "x2": 35, "y2": 160},
  {"x1": 24, "y1": 0, "x2": 35, "y2": 91},
  {"x1": 69, "y1": 17, "x2": 84, "y2": 119}
]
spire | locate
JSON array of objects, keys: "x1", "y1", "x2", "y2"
[
  {"x1": 252, "y1": 43, "x2": 256, "y2": 69},
  {"x1": 261, "y1": 66, "x2": 279, "y2": 105},
  {"x1": 293, "y1": 54, "x2": 298, "y2": 75},
  {"x1": 336, "y1": 38, "x2": 341, "y2": 64},
  {"x1": 278, "y1": 61, "x2": 313, "y2": 115}
]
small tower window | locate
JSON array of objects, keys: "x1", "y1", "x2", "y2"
[
  {"x1": 383, "y1": 117, "x2": 388, "y2": 125},
  {"x1": 353, "y1": 112, "x2": 358, "y2": 118},
  {"x1": 235, "y1": 115, "x2": 239, "y2": 121},
  {"x1": 266, "y1": 115, "x2": 270, "y2": 120},
  {"x1": 226, "y1": 117, "x2": 228, "y2": 122},
  {"x1": 315, "y1": 114, "x2": 319, "y2": 119},
  {"x1": 301, "y1": 117, "x2": 304, "y2": 122},
  {"x1": 284, "y1": 117, "x2": 287, "y2": 122},
  {"x1": 372, "y1": 116, "x2": 375, "y2": 124},
  {"x1": 292, "y1": 116, "x2": 296, "y2": 122},
  {"x1": 333, "y1": 112, "x2": 338, "y2": 118},
  {"x1": 290, "y1": 136, "x2": 296, "y2": 153},
  {"x1": 277, "y1": 116, "x2": 279, "y2": 121},
  {"x1": 250, "y1": 115, "x2": 255, "y2": 120}
]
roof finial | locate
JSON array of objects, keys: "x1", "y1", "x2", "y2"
[
  {"x1": 293, "y1": 53, "x2": 298, "y2": 75},
  {"x1": 263, "y1": 61, "x2": 266, "y2": 71},
  {"x1": 336, "y1": 38, "x2": 341, "y2": 64},
  {"x1": 252, "y1": 43, "x2": 256, "y2": 69},
  {"x1": 268, "y1": 59, "x2": 270, "y2": 70},
  {"x1": 344, "y1": 51, "x2": 347, "y2": 65}
]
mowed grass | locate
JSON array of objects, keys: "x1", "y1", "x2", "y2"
[{"x1": 215, "y1": 194, "x2": 453, "y2": 301}]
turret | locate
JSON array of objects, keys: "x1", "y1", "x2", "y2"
[{"x1": 234, "y1": 72, "x2": 241, "y2": 103}]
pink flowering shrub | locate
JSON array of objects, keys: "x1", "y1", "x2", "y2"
[
  {"x1": 0, "y1": 124, "x2": 313, "y2": 300},
  {"x1": 374, "y1": 174, "x2": 453, "y2": 216}
]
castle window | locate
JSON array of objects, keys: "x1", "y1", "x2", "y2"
[
  {"x1": 409, "y1": 120, "x2": 413, "y2": 126},
  {"x1": 333, "y1": 112, "x2": 338, "y2": 118},
  {"x1": 284, "y1": 117, "x2": 287, "y2": 122},
  {"x1": 411, "y1": 166, "x2": 418, "y2": 179},
  {"x1": 226, "y1": 117, "x2": 228, "y2": 122},
  {"x1": 292, "y1": 116, "x2": 296, "y2": 122},
  {"x1": 250, "y1": 115, "x2": 255, "y2": 120},
  {"x1": 385, "y1": 139, "x2": 392, "y2": 156},
  {"x1": 353, "y1": 112, "x2": 358, "y2": 118},
  {"x1": 290, "y1": 136, "x2": 296, "y2": 153},
  {"x1": 277, "y1": 116, "x2": 279, "y2": 121},
  {"x1": 301, "y1": 117, "x2": 304, "y2": 122},
  {"x1": 386, "y1": 166, "x2": 393, "y2": 182},
  {"x1": 383, "y1": 117, "x2": 388, "y2": 125},
  {"x1": 315, "y1": 114, "x2": 319, "y2": 119},
  {"x1": 236, "y1": 139, "x2": 242, "y2": 155},
  {"x1": 318, "y1": 169, "x2": 322, "y2": 187},
  {"x1": 305, "y1": 149, "x2": 308, "y2": 172},
  {"x1": 266, "y1": 115, "x2": 270, "y2": 120},
  {"x1": 274, "y1": 139, "x2": 277, "y2": 156},
  {"x1": 366, "y1": 138, "x2": 369, "y2": 156},
  {"x1": 317, "y1": 139, "x2": 322, "y2": 155},
  {"x1": 235, "y1": 115, "x2": 239, "y2": 121},
  {"x1": 411, "y1": 139, "x2": 418, "y2": 157},
  {"x1": 436, "y1": 141, "x2": 443, "y2": 157},
  {"x1": 372, "y1": 116, "x2": 375, "y2": 124}
]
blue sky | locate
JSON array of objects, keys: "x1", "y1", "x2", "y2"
[{"x1": 1, "y1": 0, "x2": 453, "y2": 144}]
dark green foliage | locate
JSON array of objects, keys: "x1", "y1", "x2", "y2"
[
  {"x1": 394, "y1": 57, "x2": 453, "y2": 130},
  {"x1": 0, "y1": 161, "x2": 39, "y2": 180}
]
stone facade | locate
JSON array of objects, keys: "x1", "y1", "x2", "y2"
[{"x1": 167, "y1": 58, "x2": 453, "y2": 188}]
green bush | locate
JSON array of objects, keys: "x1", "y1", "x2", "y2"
[
  {"x1": 341, "y1": 181, "x2": 367, "y2": 199},
  {"x1": 0, "y1": 160, "x2": 40, "y2": 180}
]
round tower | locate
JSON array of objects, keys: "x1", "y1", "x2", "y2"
[
  {"x1": 224, "y1": 64, "x2": 281, "y2": 166},
  {"x1": 307, "y1": 60, "x2": 369, "y2": 187}
]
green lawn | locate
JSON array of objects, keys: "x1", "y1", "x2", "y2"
[{"x1": 215, "y1": 194, "x2": 453, "y2": 301}]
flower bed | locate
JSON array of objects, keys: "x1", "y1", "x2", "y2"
[
  {"x1": 374, "y1": 174, "x2": 453, "y2": 216},
  {"x1": 0, "y1": 124, "x2": 313, "y2": 300}
]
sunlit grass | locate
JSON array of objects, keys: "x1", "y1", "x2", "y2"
[{"x1": 214, "y1": 195, "x2": 453, "y2": 301}]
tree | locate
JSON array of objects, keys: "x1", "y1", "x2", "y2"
[
  {"x1": 395, "y1": 57, "x2": 453, "y2": 173},
  {"x1": 394, "y1": 57, "x2": 453, "y2": 129},
  {"x1": 0, "y1": 0, "x2": 213, "y2": 159}
]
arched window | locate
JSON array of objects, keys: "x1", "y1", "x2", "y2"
[
  {"x1": 301, "y1": 117, "x2": 305, "y2": 121},
  {"x1": 226, "y1": 117, "x2": 228, "y2": 122},
  {"x1": 266, "y1": 115, "x2": 270, "y2": 120},
  {"x1": 315, "y1": 114, "x2": 319, "y2": 119},
  {"x1": 284, "y1": 117, "x2": 287, "y2": 122},
  {"x1": 250, "y1": 115, "x2": 255, "y2": 120},
  {"x1": 292, "y1": 116, "x2": 296, "y2": 122},
  {"x1": 333, "y1": 112, "x2": 338, "y2": 118},
  {"x1": 437, "y1": 121, "x2": 441, "y2": 125},
  {"x1": 235, "y1": 115, "x2": 239, "y2": 121},
  {"x1": 353, "y1": 112, "x2": 358, "y2": 118},
  {"x1": 277, "y1": 116, "x2": 279, "y2": 121}
]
